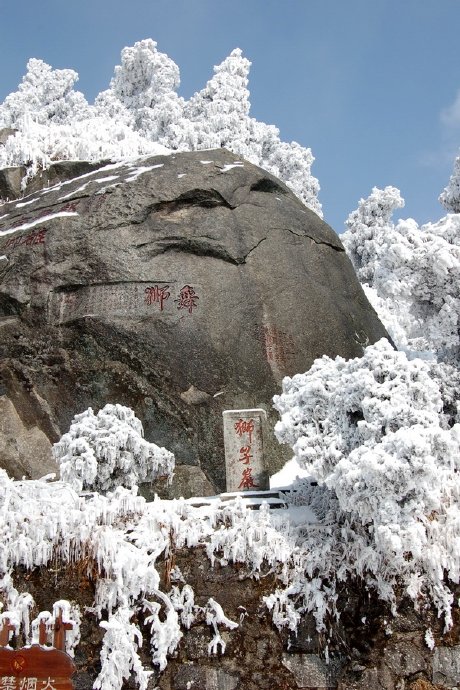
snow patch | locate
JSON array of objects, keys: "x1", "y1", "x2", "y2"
[
  {"x1": 0, "y1": 210, "x2": 78, "y2": 237},
  {"x1": 15, "y1": 198, "x2": 37, "y2": 208},
  {"x1": 125, "y1": 163, "x2": 164, "y2": 182},
  {"x1": 219, "y1": 162, "x2": 244, "y2": 173}
]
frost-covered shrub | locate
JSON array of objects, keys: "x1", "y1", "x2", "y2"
[
  {"x1": 0, "y1": 471, "x2": 284, "y2": 683},
  {"x1": 0, "y1": 40, "x2": 322, "y2": 216},
  {"x1": 342, "y1": 187, "x2": 460, "y2": 359},
  {"x1": 0, "y1": 58, "x2": 90, "y2": 128},
  {"x1": 95, "y1": 38, "x2": 185, "y2": 146},
  {"x1": 53, "y1": 403, "x2": 174, "y2": 493},
  {"x1": 440, "y1": 154, "x2": 460, "y2": 213},
  {"x1": 274, "y1": 339, "x2": 460, "y2": 627},
  {"x1": 95, "y1": 606, "x2": 150, "y2": 690}
]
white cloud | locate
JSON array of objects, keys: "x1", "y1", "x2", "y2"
[
  {"x1": 441, "y1": 90, "x2": 460, "y2": 129},
  {"x1": 420, "y1": 89, "x2": 460, "y2": 171}
]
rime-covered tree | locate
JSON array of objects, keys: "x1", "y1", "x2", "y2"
[
  {"x1": 440, "y1": 154, "x2": 460, "y2": 213},
  {"x1": 0, "y1": 58, "x2": 90, "y2": 128},
  {"x1": 53, "y1": 403, "x2": 174, "y2": 493},
  {"x1": 342, "y1": 186, "x2": 405, "y2": 285},
  {"x1": 182, "y1": 48, "x2": 322, "y2": 215},
  {"x1": 260, "y1": 138, "x2": 321, "y2": 215},
  {"x1": 95, "y1": 39, "x2": 185, "y2": 146},
  {"x1": 0, "y1": 40, "x2": 322, "y2": 215},
  {"x1": 342, "y1": 186, "x2": 460, "y2": 360},
  {"x1": 274, "y1": 339, "x2": 460, "y2": 626},
  {"x1": 183, "y1": 48, "x2": 253, "y2": 155}
]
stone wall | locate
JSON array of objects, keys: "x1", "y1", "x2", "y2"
[{"x1": 7, "y1": 546, "x2": 460, "y2": 690}]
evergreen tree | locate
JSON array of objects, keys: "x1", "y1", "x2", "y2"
[
  {"x1": 54, "y1": 404, "x2": 174, "y2": 493},
  {"x1": 440, "y1": 154, "x2": 460, "y2": 213},
  {"x1": 0, "y1": 58, "x2": 90, "y2": 127}
]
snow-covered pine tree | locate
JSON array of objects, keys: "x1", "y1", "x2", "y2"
[
  {"x1": 440, "y1": 154, "x2": 460, "y2": 213},
  {"x1": 274, "y1": 339, "x2": 460, "y2": 627},
  {"x1": 0, "y1": 58, "x2": 90, "y2": 128},
  {"x1": 183, "y1": 48, "x2": 253, "y2": 155},
  {"x1": 342, "y1": 186, "x2": 460, "y2": 360},
  {"x1": 95, "y1": 39, "x2": 185, "y2": 146},
  {"x1": 53, "y1": 403, "x2": 174, "y2": 493},
  {"x1": 342, "y1": 185, "x2": 405, "y2": 285},
  {"x1": 0, "y1": 40, "x2": 323, "y2": 215}
]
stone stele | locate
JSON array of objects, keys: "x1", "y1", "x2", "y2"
[
  {"x1": 223, "y1": 408, "x2": 267, "y2": 492},
  {"x1": 0, "y1": 149, "x2": 389, "y2": 494}
]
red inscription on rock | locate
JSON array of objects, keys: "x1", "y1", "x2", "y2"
[
  {"x1": 238, "y1": 446, "x2": 253, "y2": 465},
  {"x1": 238, "y1": 467, "x2": 259, "y2": 490},
  {"x1": 2, "y1": 229, "x2": 47, "y2": 252},
  {"x1": 175, "y1": 285, "x2": 199, "y2": 314},
  {"x1": 59, "y1": 202, "x2": 78, "y2": 214},
  {"x1": 263, "y1": 325, "x2": 295, "y2": 367},
  {"x1": 144, "y1": 285, "x2": 171, "y2": 311},
  {"x1": 234, "y1": 419, "x2": 255, "y2": 444}
]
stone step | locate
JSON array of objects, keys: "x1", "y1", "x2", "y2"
[{"x1": 185, "y1": 489, "x2": 288, "y2": 510}]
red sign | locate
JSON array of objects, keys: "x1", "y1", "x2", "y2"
[
  {"x1": 0, "y1": 647, "x2": 75, "y2": 689},
  {"x1": 0, "y1": 613, "x2": 75, "y2": 690}
]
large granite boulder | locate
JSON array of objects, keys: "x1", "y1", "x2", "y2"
[{"x1": 0, "y1": 149, "x2": 388, "y2": 493}]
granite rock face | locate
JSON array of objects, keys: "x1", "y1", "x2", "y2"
[{"x1": 0, "y1": 149, "x2": 388, "y2": 492}]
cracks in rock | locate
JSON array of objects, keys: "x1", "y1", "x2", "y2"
[
  {"x1": 285, "y1": 227, "x2": 344, "y2": 252},
  {"x1": 142, "y1": 238, "x2": 243, "y2": 265},
  {"x1": 151, "y1": 188, "x2": 235, "y2": 216},
  {"x1": 250, "y1": 177, "x2": 288, "y2": 195},
  {"x1": 134, "y1": 223, "x2": 339, "y2": 267},
  {"x1": 243, "y1": 236, "x2": 268, "y2": 261},
  {"x1": 135, "y1": 233, "x2": 268, "y2": 266}
]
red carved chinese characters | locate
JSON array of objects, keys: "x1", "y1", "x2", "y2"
[
  {"x1": 238, "y1": 446, "x2": 252, "y2": 465},
  {"x1": 238, "y1": 467, "x2": 258, "y2": 490},
  {"x1": 234, "y1": 418, "x2": 255, "y2": 444},
  {"x1": 175, "y1": 285, "x2": 199, "y2": 314},
  {"x1": 2, "y1": 229, "x2": 47, "y2": 252},
  {"x1": 233, "y1": 418, "x2": 259, "y2": 490},
  {"x1": 143, "y1": 284, "x2": 200, "y2": 314},
  {"x1": 144, "y1": 285, "x2": 171, "y2": 311},
  {"x1": 260, "y1": 325, "x2": 295, "y2": 368},
  {"x1": 60, "y1": 202, "x2": 78, "y2": 214},
  {"x1": 2, "y1": 200, "x2": 78, "y2": 234}
]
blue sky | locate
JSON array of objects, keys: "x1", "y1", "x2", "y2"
[{"x1": 1, "y1": 0, "x2": 459, "y2": 232}]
